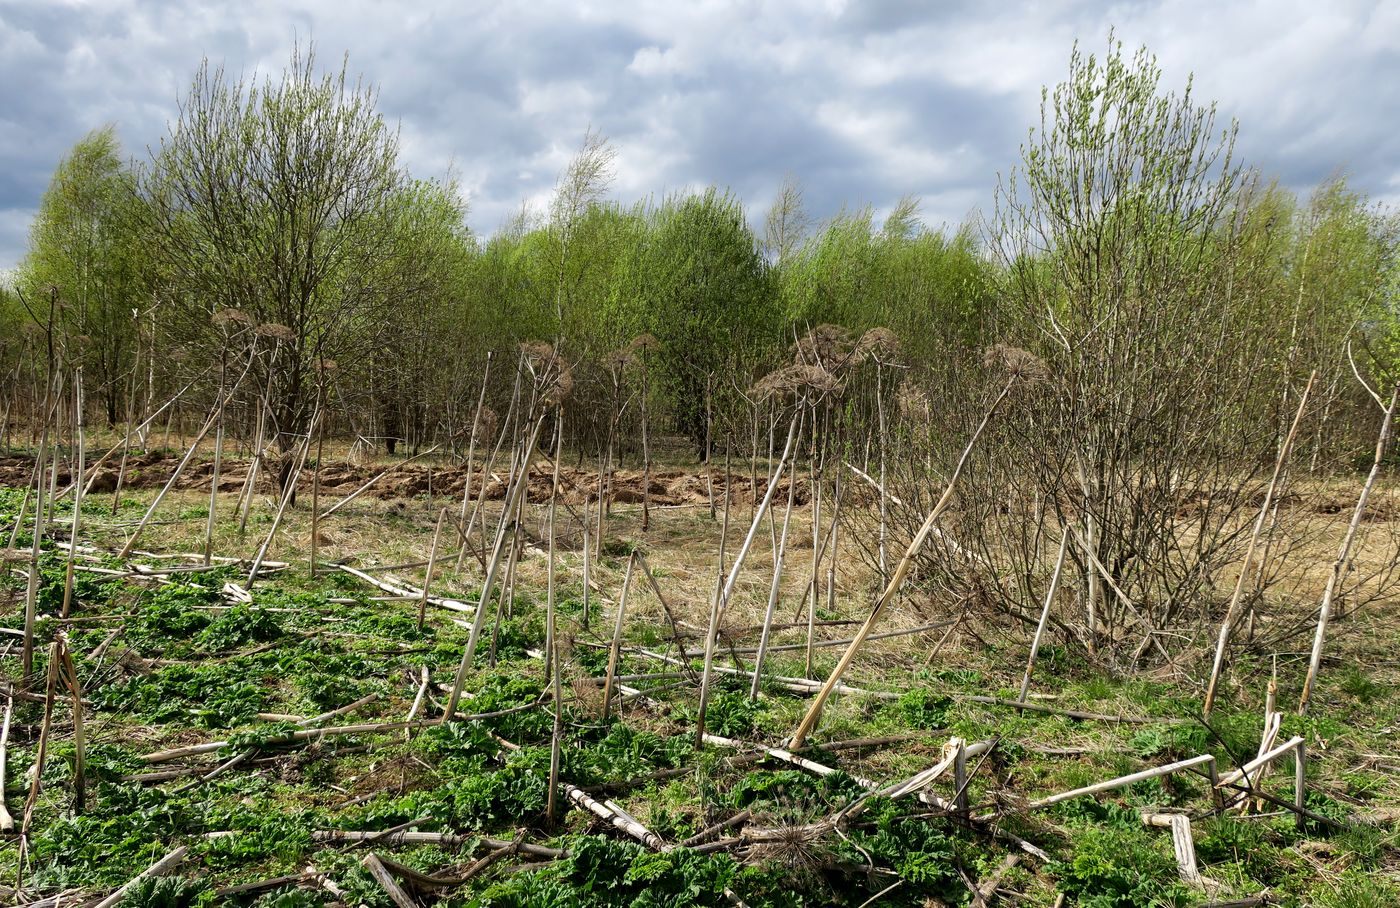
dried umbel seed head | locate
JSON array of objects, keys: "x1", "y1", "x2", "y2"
[
  {"x1": 212, "y1": 308, "x2": 254, "y2": 328},
  {"x1": 542, "y1": 362, "x2": 575, "y2": 405},
  {"x1": 315, "y1": 358, "x2": 338, "y2": 376},
  {"x1": 604, "y1": 345, "x2": 634, "y2": 371},
  {"x1": 752, "y1": 363, "x2": 844, "y2": 399},
  {"x1": 983, "y1": 343, "x2": 1049, "y2": 382},
  {"x1": 520, "y1": 341, "x2": 572, "y2": 404},
  {"x1": 254, "y1": 322, "x2": 296, "y2": 342},
  {"x1": 741, "y1": 817, "x2": 829, "y2": 871},
  {"x1": 520, "y1": 340, "x2": 555, "y2": 363},
  {"x1": 571, "y1": 676, "x2": 605, "y2": 716},
  {"x1": 626, "y1": 332, "x2": 660, "y2": 354},
  {"x1": 856, "y1": 326, "x2": 900, "y2": 361},
  {"x1": 793, "y1": 324, "x2": 855, "y2": 367},
  {"x1": 897, "y1": 380, "x2": 930, "y2": 419}
]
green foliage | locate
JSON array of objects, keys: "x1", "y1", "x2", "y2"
[
  {"x1": 402, "y1": 746, "x2": 550, "y2": 830},
  {"x1": 892, "y1": 689, "x2": 953, "y2": 730},
  {"x1": 1309, "y1": 870, "x2": 1400, "y2": 908},
  {"x1": 1052, "y1": 824, "x2": 1196, "y2": 907},
  {"x1": 477, "y1": 835, "x2": 739, "y2": 908},
  {"x1": 127, "y1": 582, "x2": 220, "y2": 644},
  {"x1": 122, "y1": 876, "x2": 214, "y2": 907},
  {"x1": 836, "y1": 802, "x2": 967, "y2": 902},
  {"x1": 93, "y1": 661, "x2": 265, "y2": 728},
  {"x1": 199, "y1": 809, "x2": 319, "y2": 870},
  {"x1": 1338, "y1": 665, "x2": 1383, "y2": 703},
  {"x1": 704, "y1": 691, "x2": 764, "y2": 737},
  {"x1": 19, "y1": 124, "x2": 147, "y2": 423},
  {"x1": 196, "y1": 603, "x2": 286, "y2": 651}
]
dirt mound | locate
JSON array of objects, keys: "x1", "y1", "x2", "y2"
[{"x1": 0, "y1": 452, "x2": 817, "y2": 508}]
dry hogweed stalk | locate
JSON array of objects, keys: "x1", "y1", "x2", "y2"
[{"x1": 604, "y1": 345, "x2": 633, "y2": 371}]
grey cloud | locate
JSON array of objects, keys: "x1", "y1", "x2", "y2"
[{"x1": 1, "y1": 0, "x2": 1397, "y2": 271}]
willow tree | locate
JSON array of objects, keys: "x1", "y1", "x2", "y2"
[
  {"x1": 21, "y1": 126, "x2": 145, "y2": 425},
  {"x1": 976, "y1": 36, "x2": 1284, "y2": 660},
  {"x1": 139, "y1": 44, "x2": 405, "y2": 488}
]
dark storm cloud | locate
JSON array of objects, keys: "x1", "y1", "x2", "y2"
[{"x1": 1, "y1": 0, "x2": 1397, "y2": 272}]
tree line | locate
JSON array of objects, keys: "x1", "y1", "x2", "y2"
[{"x1": 1, "y1": 39, "x2": 1396, "y2": 490}]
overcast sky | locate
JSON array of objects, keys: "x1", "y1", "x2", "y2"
[{"x1": 2, "y1": 0, "x2": 1397, "y2": 271}]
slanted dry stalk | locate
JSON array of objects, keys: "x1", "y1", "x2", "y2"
[
  {"x1": 874, "y1": 360, "x2": 889, "y2": 582},
  {"x1": 698, "y1": 412, "x2": 801, "y2": 744},
  {"x1": 57, "y1": 636, "x2": 85, "y2": 813},
  {"x1": 458, "y1": 356, "x2": 522, "y2": 572},
  {"x1": 236, "y1": 398, "x2": 267, "y2": 534},
  {"x1": 640, "y1": 342, "x2": 652, "y2": 531},
  {"x1": 1018, "y1": 532, "x2": 1070, "y2": 703},
  {"x1": 0, "y1": 692, "x2": 13, "y2": 831},
  {"x1": 121, "y1": 359, "x2": 252, "y2": 559},
  {"x1": 204, "y1": 396, "x2": 225, "y2": 566},
  {"x1": 91, "y1": 847, "x2": 189, "y2": 908},
  {"x1": 805, "y1": 401, "x2": 835, "y2": 676},
  {"x1": 821, "y1": 458, "x2": 844, "y2": 661},
  {"x1": 20, "y1": 641, "x2": 61, "y2": 875},
  {"x1": 749, "y1": 398, "x2": 761, "y2": 525},
  {"x1": 488, "y1": 514, "x2": 526, "y2": 667},
  {"x1": 790, "y1": 376, "x2": 1017, "y2": 749},
  {"x1": 22, "y1": 378, "x2": 58, "y2": 689},
  {"x1": 750, "y1": 452, "x2": 800, "y2": 699},
  {"x1": 417, "y1": 508, "x2": 448, "y2": 632},
  {"x1": 602, "y1": 552, "x2": 638, "y2": 722},
  {"x1": 806, "y1": 404, "x2": 822, "y2": 677},
  {"x1": 247, "y1": 405, "x2": 321, "y2": 586},
  {"x1": 443, "y1": 412, "x2": 548, "y2": 721},
  {"x1": 6, "y1": 464, "x2": 34, "y2": 552},
  {"x1": 704, "y1": 373, "x2": 716, "y2": 519},
  {"x1": 316, "y1": 444, "x2": 440, "y2": 521},
  {"x1": 308, "y1": 362, "x2": 334, "y2": 577},
  {"x1": 1203, "y1": 371, "x2": 1315, "y2": 716},
  {"x1": 456, "y1": 352, "x2": 494, "y2": 545},
  {"x1": 1299, "y1": 381, "x2": 1400, "y2": 714},
  {"x1": 60, "y1": 370, "x2": 85, "y2": 619},
  {"x1": 46, "y1": 426, "x2": 60, "y2": 530},
  {"x1": 108, "y1": 353, "x2": 139, "y2": 514},
  {"x1": 580, "y1": 492, "x2": 592, "y2": 629},
  {"x1": 545, "y1": 410, "x2": 564, "y2": 684}
]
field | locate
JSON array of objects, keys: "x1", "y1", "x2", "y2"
[{"x1": 3, "y1": 435, "x2": 1400, "y2": 908}]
